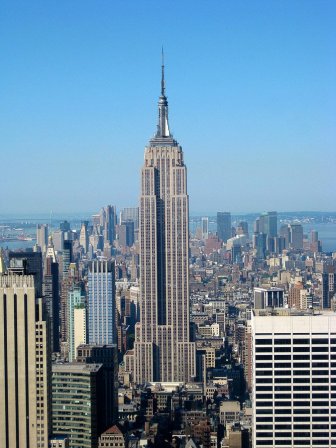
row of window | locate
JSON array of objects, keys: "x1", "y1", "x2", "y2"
[
  {"x1": 256, "y1": 338, "x2": 336, "y2": 345},
  {"x1": 257, "y1": 441, "x2": 335, "y2": 446},
  {"x1": 256, "y1": 346, "x2": 336, "y2": 352},
  {"x1": 256, "y1": 409, "x2": 336, "y2": 416},
  {"x1": 256, "y1": 431, "x2": 335, "y2": 437}
]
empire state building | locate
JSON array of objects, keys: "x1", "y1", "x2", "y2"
[{"x1": 133, "y1": 58, "x2": 196, "y2": 383}]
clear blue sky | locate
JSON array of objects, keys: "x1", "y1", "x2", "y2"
[{"x1": 1, "y1": 0, "x2": 335, "y2": 214}]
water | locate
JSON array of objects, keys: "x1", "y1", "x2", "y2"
[
  {"x1": 0, "y1": 240, "x2": 35, "y2": 251},
  {"x1": 1, "y1": 215, "x2": 336, "y2": 253},
  {"x1": 302, "y1": 223, "x2": 336, "y2": 253}
]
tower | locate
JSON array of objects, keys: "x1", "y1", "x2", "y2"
[
  {"x1": 36, "y1": 223, "x2": 48, "y2": 252},
  {"x1": 0, "y1": 274, "x2": 50, "y2": 448},
  {"x1": 133, "y1": 54, "x2": 196, "y2": 383},
  {"x1": 43, "y1": 236, "x2": 60, "y2": 353},
  {"x1": 289, "y1": 222, "x2": 303, "y2": 250},
  {"x1": 217, "y1": 212, "x2": 231, "y2": 242},
  {"x1": 201, "y1": 216, "x2": 209, "y2": 240},
  {"x1": 79, "y1": 221, "x2": 89, "y2": 253},
  {"x1": 251, "y1": 310, "x2": 335, "y2": 448},
  {"x1": 88, "y1": 260, "x2": 116, "y2": 345}
]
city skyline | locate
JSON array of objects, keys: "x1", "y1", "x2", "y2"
[
  {"x1": 1, "y1": 1, "x2": 335, "y2": 213},
  {"x1": 1, "y1": 2, "x2": 336, "y2": 446}
]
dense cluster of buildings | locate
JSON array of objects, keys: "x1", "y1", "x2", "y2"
[{"x1": 0, "y1": 63, "x2": 335, "y2": 448}]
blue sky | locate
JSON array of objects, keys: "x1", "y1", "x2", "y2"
[{"x1": 0, "y1": 0, "x2": 335, "y2": 214}]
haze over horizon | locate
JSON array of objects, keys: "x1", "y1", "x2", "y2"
[{"x1": 1, "y1": 0, "x2": 335, "y2": 213}]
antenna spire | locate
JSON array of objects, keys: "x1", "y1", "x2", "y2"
[{"x1": 161, "y1": 46, "x2": 165, "y2": 97}]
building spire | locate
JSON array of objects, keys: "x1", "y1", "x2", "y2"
[
  {"x1": 161, "y1": 47, "x2": 165, "y2": 97},
  {"x1": 156, "y1": 48, "x2": 170, "y2": 138}
]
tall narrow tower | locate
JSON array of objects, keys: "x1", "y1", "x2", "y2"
[{"x1": 134, "y1": 55, "x2": 196, "y2": 383}]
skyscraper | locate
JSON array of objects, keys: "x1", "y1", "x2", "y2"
[
  {"x1": 251, "y1": 310, "x2": 336, "y2": 448},
  {"x1": 77, "y1": 343, "x2": 119, "y2": 425},
  {"x1": 217, "y1": 212, "x2": 231, "y2": 243},
  {"x1": 8, "y1": 250, "x2": 43, "y2": 297},
  {"x1": 0, "y1": 274, "x2": 50, "y2": 448},
  {"x1": 118, "y1": 220, "x2": 135, "y2": 247},
  {"x1": 266, "y1": 211, "x2": 277, "y2": 238},
  {"x1": 289, "y1": 222, "x2": 303, "y2": 250},
  {"x1": 37, "y1": 223, "x2": 48, "y2": 252},
  {"x1": 43, "y1": 237, "x2": 60, "y2": 353},
  {"x1": 201, "y1": 216, "x2": 209, "y2": 240},
  {"x1": 52, "y1": 363, "x2": 106, "y2": 448},
  {"x1": 79, "y1": 221, "x2": 89, "y2": 253},
  {"x1": 133, "y1": 56, "x2": 195, "y2": 383},
  {"x1": 88, "y1": 260, "x2": 116, "y2": 345},
  {"x1": 101, "y1": 205, "x2": 117, "y2": 246},
  {"x1": 68, "y1": 286, "x2": 86, "y2": 362},
  {"x1": 120, "y1": 207, "x2": 139, "y2": 230}
]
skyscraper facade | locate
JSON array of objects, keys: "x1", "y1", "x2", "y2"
[
  {"x1": 8, "y1": 250, "x2": 43, "y2": 298},
  {"x1": 251, "y1": 310, "x2": 336, "y2": 448},
  {"x1": 51, "y1": 363, "x2": 105, "y2": 448},
  {"x1": 43, "y1": 237, "x2": 60, "y2": 353},
  {"x1": 68, "y1": 286, "x2": 86, "y2": 362},
  {"x1": 289, "y1": 223, "x2": 304, "y2": 250},
  {"x1": 0, "y1": 274, "x2": 50, "y2": 448},
  {"x1": 120, "y1": 207, "x2": 139, "y2": 230},
  {"x1": 102, "y1": 205, "x2": 116, "y2": 245},
  {"x1": 37, "y1": 223, "x2": 48, "y2": 252},
  {"x1": 201, "y1": 216, "x2": 209, "y2": 240},
  {"x1": 217, "y1": 212, "x2": 231, "y2": 243},
  {"x1": 88, "y1": 260, "x2": 116, "y2": 345},
  {"x1": 79, "y1": 221, "x2": 89, "y2": 253},
  {"x1": 133, "y1": 59, "x2": 195, "y2": 383}
]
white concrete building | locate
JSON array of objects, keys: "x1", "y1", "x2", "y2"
[{"x1": 251, "y1": 310, "x2": 336, "y2": 448}]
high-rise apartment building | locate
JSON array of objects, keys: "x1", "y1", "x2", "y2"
[
  {"x1": 133, "y1": 58, "x2": 195, "y2": 383},
  {"x1": 217, "y1": 212, "x2": 231, "y2": 243},
  {"x1": 0, "y1": 274, "x2": 50, "y2": 448},
  {"x1": 88, "y1": 260, "x2": 116, "y2": 345},
  {"x1": 251, "y1": 310, "x2": 336, "y2": 448}
]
